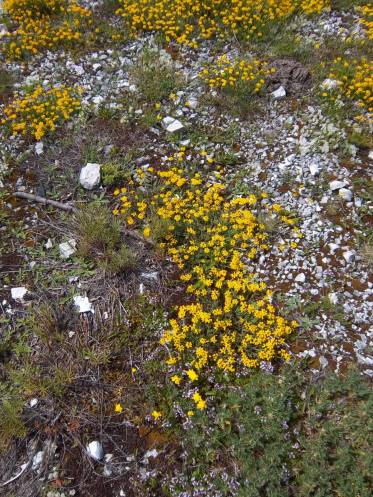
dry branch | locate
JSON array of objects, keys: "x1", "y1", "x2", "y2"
[{"x1": 13, "y1": 191, "x2": 76, "y2": 213}]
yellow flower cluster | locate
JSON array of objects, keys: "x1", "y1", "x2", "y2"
[
  {"x1": 200, "y1": 55, "x2": 275, "y2": 94},
  {"x1": 116, "y1": 0, "x2": 330, "y2": 47},
  {"x1": 358, "y1": 5, "x2": 373, "y2": 41},
  {"x1": 113, "y1": 155, "x2": 299, "y2": 412},
  {"x1": 321, "y1": 57, "x2": 373, "y2": 122},
  {"x1": 1, "y1": 85, "x2": 81, "y2": 140},
  {"x1": 3, "y1": 0, "x2": 93, "y2": 59}
]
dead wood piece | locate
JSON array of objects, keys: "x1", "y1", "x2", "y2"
[{"x1": 13, "y1": 191, "x2": 76, "y2": 213}]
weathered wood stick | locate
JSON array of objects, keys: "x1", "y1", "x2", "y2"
[
  {"x1": 13, "y1": 191, "x2": 76, "y2": 212},
  {"x1": 13, "y1": 191, "x2": 155, "y2": 246}
]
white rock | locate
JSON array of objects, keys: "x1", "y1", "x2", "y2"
[
  {"x1": 79, "y1": 163, "x2": 101, "y2": 190},
  {"x1": 11, "y1": 287, "x2": 28, "y2": 301},
  {"x1": 32, "y1": 451, "x2": 44, "y2": 469},
  {"x1": 338, "y1": 188, "x2": 353, "y2": 201},
  {"x1": 141, "y1": 271, "x2": 159, "y2": 281},
  {"x1": 329, "y1": 180, "x2": 347, "y2": 191},
  {"x1": 368, "y1": 150, "x2": 373, "y2": 161},
  {"x1": 162, "y1": 116, "x2": 184, "y2": 133},
  {"x1": 87, "y1": 441, "x2": 104, "y2": 461},
  {"x1": 73, "y1": 295, "x2": 94, "y2": 314},
  {"x1": 92, "y1": 95, "x2": 104, "y2": 105},
  {"x1": 328, "y1": 243, "x2": 339, "y2": 253},
  {"x1": 271, "y1": 86, "x2": 286, "y2": 99},
  {"x1": 328, "y1": 293, "x2": 338, "y2": 305},
  {"x1": 45, "y1": 238, "x2": 53, "y2": 249},
  {"x1": 73, "y1": 64, "x2": 84, "y2": 76},
  {"x1": 343, "y1": 250, "x2": 355, "y2": 264},
  {"x1": 59, "y1": 239, "x2": 76, "y2": 259},
  {"x1": 143, "y1": 448, "x2": 158, "y2": 465},
  {"x1": 166, "y1": 120, "x2": 184, "y2": 133},
  {"x1": 308, "y1": 163, "x2": 320, "y2": 176},
  {"x1": 0, "y1": 24, "x2": 7, "y2": 36},
  {"x1": 186, "y1": 97, "x2": 198, "y2": 109},
  {"x1": 35, "y1": 142, "x2": 44, "y2": 155},
  {"x1": 295, "y1": 273, "x2": 306, "y2": 283}
]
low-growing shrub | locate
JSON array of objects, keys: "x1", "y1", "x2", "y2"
[
  {"x1": 0, "y1": 398, "x2": 27, "y2": 450},
  {"x1": 113, "y1": 153, "x2": 301, "y2": 414},
  {"x1": 2, "y1": 0, "x2": 93, "y2": 59},
  {"x1": 130, "y1": 47, "x2": 183, "y2": 103},
  {"x1": 200, "y1": 55, "x2": 274, "y2": 115},
  {"x1": 74, "y1": 202, "x2": 139, "y2": 274},
  {"x1": 320, "y1": 57, "x2": 373, "y2": 123},
  {"x1": 176, "y1": 366, "x2": 372, "y2": 497},
  {"x1": 1, "y1": 84, "x2": 81, "y2": 140},
  {"x1": 116, "y1": 0, "x2": 330, "y2": 47}
]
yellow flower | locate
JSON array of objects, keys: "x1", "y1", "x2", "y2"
[
  {"x1": 143, "y1": 226, "x2": 151, "y2": 238},
  {"x1": 171, "y1": 375, "x2": 181, "y2": 385},
  {"x1": 114, "y1": 403, "x2": 123, "y2": 413},
  {"x1": 186, "y1": 369, "x2": 198, "y2": 381},
  {"x1": 151, "y1": 410, "x2": 162, "y2": 420}
]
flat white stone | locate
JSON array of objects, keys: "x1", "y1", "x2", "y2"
[
  {"x1": 35, "y1": 142, "x2": 44, "y2": 155},
  {"x1": 308, "y1": 163, "x2": 320, "y2": 176},
  {"x1": 271, "y1": 86, "x2": 286, "y2": 99},
  {"x1": 328, "y1": 243, "x2": 339, "y2": 253},
  {"x1": 45, "y1": 238, "x2": 53, "y2": 249},
  {"x1": 187, "y1": 97, "x2": 198, "y2": 109},
  {"x1": 338, "y1": 188, "x2": 353, "y2": 201},
  {"x1": 328, "y1": 293, "x2": 338, "y2": 305},
  {"x1": 73, "y1": 295, "x2": 94, "y2": 314},
  {"x1": 92, "y1": 95, "x2": 104, "y2": 105},
  {"x1": 162, "y1": 116, "x2": 184, "y2": 132},
  {"x1": 87, "y1": 441, "x2": 104, "y2": 461},
  {"x1": 329, "y1": 180, "x2": 347, "y2": 191},
  {"x1": 295, "y1": 273, "x2": 306, "y2": 283},
  {"x1": 32, "y1": 451, "x2": 44, "y2": 469},
  {"x1": 59, "y1": 239, "x2": 76, "y2": 259},
  {"x1": 343, "y1": 250, "x2": 355, "y2": 264},
  {"x1": 11, "y1": 287, "x2": 28, "y2": 301},
  {"x1": 79, "y1": 163, "x2": 101, "y2": 190}
]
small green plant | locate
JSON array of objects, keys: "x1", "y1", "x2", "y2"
[
  {"x1": 29, "y1": 302, "x2": 75, "y2": 347},
  {"x1": 130, "y1": 46, "x2": 183, "y2": 103},
  {"x1": 74, "y1": 202, "x2": 122, "y2": 259},
  {"x1": 101, "y1": 161, "x2": 130, "y2": 187},
  {"x1": 0, "y1": 398, "x2": 27, "y2": 450},
  {"x1": 74, "y1": 202, "x2": 140, "y2": 274},
  {"x1": 0, "y1": 68, "x2": 13, "y2": 100},
  {"x1": 104, "y1": 245, "x2": 139, "y2": 274}
]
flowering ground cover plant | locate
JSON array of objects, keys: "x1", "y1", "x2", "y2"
[
  {"x1": 112, "y1": 155, "x2": 300, "y2": 413},
  {"x1": 200, "y1": 55, "x2": 275, "y2": 95},
  {"x1": 116, "y1": 0, "x2": 331, "y2": 46},
  {"x1": 1, "y1": 85, "x2": 81, "y2": 140},
  {"x1": 321, "y1": 57, "x2": 373, "y2": 123},
  {"x1": 2, "y1": 0, "x2": 93, "y2": 59},
  {"x1": 358, "y1": 4, "x2": 373, "y2": 41}
]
